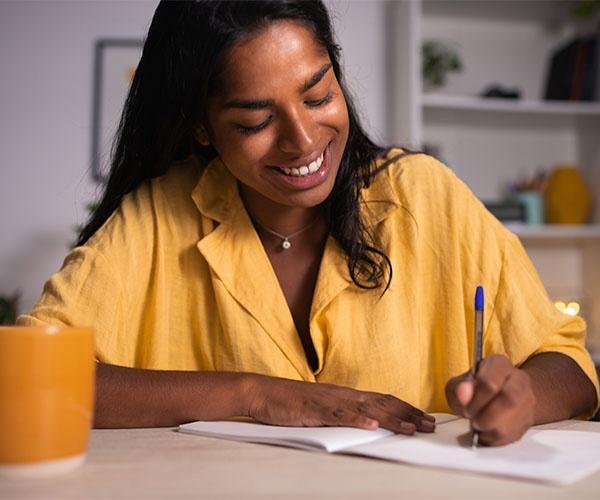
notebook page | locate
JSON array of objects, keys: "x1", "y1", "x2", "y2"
[
  {"x1": 343, "y1": 417, "x2": 600, "y2": 485},
  {"x1": 179, "y1": 420, "x2": 393, "y2": 452}
]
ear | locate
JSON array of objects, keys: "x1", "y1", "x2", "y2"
[{"x1": 194, "y1": 126, "x2": 210, "y2": 146}]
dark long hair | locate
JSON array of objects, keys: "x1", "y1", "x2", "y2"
[{"x1": 78, "y1": 0, "x2": 394, "y2": 291}]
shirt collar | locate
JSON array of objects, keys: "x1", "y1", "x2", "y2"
[
  {"x1": 190, "y1": 151, "x2": 403, "y2": 227},
  {"x1": 191, "y1": 156, "x2": 239, "y2": 224}
]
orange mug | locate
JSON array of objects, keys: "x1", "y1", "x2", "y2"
[{"x1": 0, "y1": 326, "x2": 95, "y2": 477}]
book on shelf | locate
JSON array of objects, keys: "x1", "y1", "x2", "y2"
[
  {"x1": 483, "y1": 200, "x2": 526, "y2": 223},
  {"x1": 545, "y1": 35, "x2": 599, "y2": 102}
]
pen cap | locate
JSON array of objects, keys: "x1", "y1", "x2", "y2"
[{"x1": 475, "y1": 286, "x2": 484, "y2": 311}]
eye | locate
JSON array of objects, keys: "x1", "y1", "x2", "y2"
[
  {"x1": 236, "y1": 115, "x2": 273, "y2": 135},
  {"x1": 305, "y1": 92, "x2": 333, "y2": 107}
]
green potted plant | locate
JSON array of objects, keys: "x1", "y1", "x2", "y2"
[
  {"x1": 0, "y1": 292, "x2": 20, "y2": 325},
  {"x1": 422, "y1": 40, "x2": 463, "y2": 91}
]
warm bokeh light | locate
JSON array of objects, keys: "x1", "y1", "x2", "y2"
[{"x1": 554, "y1": 301, "x2": 581, "y2": 316}]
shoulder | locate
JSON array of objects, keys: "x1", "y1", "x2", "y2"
[
  {"x1": 365, "y1": 148, "x2": 470, "y2": 218},
  {"x1": 86, "y1": 158, "x2": 202, "y2": 256},
  {"x1": 127, "y1": 158, "x2": 201, "y2": 220},
  {"x1": 366, "y1": 148, "x2": 507, "y2": 240},
  {"x1": 371, "y1": 148, "x2": 464, "y2": 203}
]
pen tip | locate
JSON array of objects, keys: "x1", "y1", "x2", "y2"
[
  {"x1": 471, "y1": 432, "x2": 479, "y2": 449},
  {"x1": 475, "y1": 286, "x2": 484, "y2": 311}
]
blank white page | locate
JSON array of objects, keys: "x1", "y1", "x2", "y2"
[
  {"x1": 344, "y1": 418, "x2": 600, "y2": 485},
  {"x1": 179, "y1": 420, "x2": 394, "y2": 452}
]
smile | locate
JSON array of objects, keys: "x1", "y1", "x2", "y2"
[{"x1": 276, "y1": 149, "x2": 325, "y2": 177}]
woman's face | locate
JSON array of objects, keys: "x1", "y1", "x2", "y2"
[{"x1": 202, "y1": 20, "x2": 350, "y2": 210}]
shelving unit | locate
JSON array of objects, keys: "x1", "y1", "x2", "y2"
[
  {"x1": 507, "y1": 224, "x2": 600, "y2": 241},
  {"x1": 388, "y1": 0, "x2": 600, "y2": 353},
  {"x1": 422, "y1": 94, "x2": 600, "y2": 116}
]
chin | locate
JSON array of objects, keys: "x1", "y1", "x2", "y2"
[{"x1": 290, "y1": 174, "x2": 337, "y2": 208}]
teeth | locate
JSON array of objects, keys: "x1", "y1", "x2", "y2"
[{"x1": 278, "y1": 150, "x2": 325, "y2": 177}]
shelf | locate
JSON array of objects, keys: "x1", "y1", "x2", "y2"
[
  {"x1": 407, "y1": 0, "x2": 600, "y2": 354},
  {"x1": 422, "y1": 94, "x2": 600, "y2": 117},
  {"x1": 505, "y1": 224, "x2": 600, "y2": 241}
]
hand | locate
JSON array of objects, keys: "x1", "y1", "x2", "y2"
[
  {"x1": 445, "y1": 354, "x2": 536, "y2": 446},
  {"x1": 247, "y1": 374, "x2": 436, "y2": 434}
]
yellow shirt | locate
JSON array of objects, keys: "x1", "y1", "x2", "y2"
[{"x1": 19, "y1": 151, "x2": 600, "y2": 414}]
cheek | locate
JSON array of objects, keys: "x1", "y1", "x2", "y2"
[
  {"x1": 212, "y1": 124, "x2": 273, "y2": 171},
  {"x1": 324, "y1": 97, "x2": 349, "y2": 136}
]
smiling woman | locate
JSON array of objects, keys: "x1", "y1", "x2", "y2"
[
  {"x1": 18, "y1": 0, "x2": 599, "y2": 446},
  {"x1": 201, "y1": 21, "x2": 349, "y2": 213}
]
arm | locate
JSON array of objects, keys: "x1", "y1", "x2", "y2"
[
  {"x1": 521, "y1": 351, "x2": 597, "y2": 423},
  {"x1": 445, "y1": 352, "x2": 598, "y2": 446},
  {"x1": 95, "y1": 362, "x2": 435, "y2": 433},
  {"x1": 94, "y1": 363, "x2": 253, "y2": 428}
]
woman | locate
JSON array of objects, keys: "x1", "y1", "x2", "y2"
[{"x1": 19, "y1": 0, "x2": 598, "y2": 445}]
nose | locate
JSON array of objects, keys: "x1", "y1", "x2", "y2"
[{"x1": 277, "y1": 106, "x2": 318, "y2": 155}]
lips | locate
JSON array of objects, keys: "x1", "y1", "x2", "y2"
[
  {"x1": 268, "y1": 144, "x2": 331, "y2": 190},
  {"x1": 275, "y1": 149, "x2": 325, "y2": 177}
]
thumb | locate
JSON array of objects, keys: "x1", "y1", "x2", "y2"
[{"x1": 445, "y1": 371, "x2": 474, "y2": 417}]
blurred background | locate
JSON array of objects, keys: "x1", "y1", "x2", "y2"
[{"x1": 1, "y1": 0, "x2": 599, "y2": 362}]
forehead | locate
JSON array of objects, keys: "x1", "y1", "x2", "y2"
[{"x1": 214, "y1": 20, "x2": 330, "y2": 98}]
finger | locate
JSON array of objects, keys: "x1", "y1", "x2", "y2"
[
  {"x1": 354, "y1": 397, "x2": 434, "y2": 434},
  {"x1": 360, "y1": 406, "x2": 418, "y2": 434},
  {"x1": 405, "y1": 413, "x2": 436, "y2": 432},
  {"x1": 473, "y1": 371, "x2": 534, "y2": 446},
  {"x1": 445, "y1": 370, "x2": 472, "y2": 416},
  {"x1": 374, "y1": 411, "x2": 434, "y2": 434},
  {"x1": 370, "y1": 393, "x2": 436, "y2": 422},
  {"x1": 316, "y1": 406, "x2": 380, "y2": 430},
  {"x1": 467, "y1": 355, "x2": 513, "y2": 419},
  {"x1": 396, "y1": 407, "x2": 436, "y2": 432},
  {"x1": 456, "y1": 380, "x2": 474, "y2": 407},
  {"x1": 378, "y1": 417, "x2": 418, "y2": 435}
]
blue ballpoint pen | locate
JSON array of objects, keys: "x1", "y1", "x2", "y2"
[{"x1": 471, "y1": 286, "x2": 484, "y2": 449}]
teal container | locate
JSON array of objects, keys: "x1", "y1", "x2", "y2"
[{"x1": 513, "y1": 191, "x2": 543, "y2": 225}]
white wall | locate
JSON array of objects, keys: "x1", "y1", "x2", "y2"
[
  {"x1": 326, "y1": 0, "x2": 388, "y2": 143},
  {"x1": 0, "y1": 0, "x2": 157, "y2": 312},
  {"x1": 0, "y1": 0, "x2": 388, "y2": 312}
]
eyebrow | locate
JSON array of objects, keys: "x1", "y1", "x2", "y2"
[
  {"x1": 223, "y1": 63, "x2": 332, "y2": 110},
  {"x1": 302, "y1": 63, "x2": 332, "y2": 92}
]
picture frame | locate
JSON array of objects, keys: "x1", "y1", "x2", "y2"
[{"x1": 91, "y1": 39, "x2": 144, "y2": 183}]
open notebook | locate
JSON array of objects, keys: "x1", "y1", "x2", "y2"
[{"x1": 179, "y1": 413, "x2": 600, "y2": 485}]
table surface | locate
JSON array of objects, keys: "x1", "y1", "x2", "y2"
[{"x1": 2, "y1": 420, "x2": 600, "y2": 500}]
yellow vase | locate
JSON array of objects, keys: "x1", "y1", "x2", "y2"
[{"x1": 544, "y1": 165, "x2": 592, "y2": 224}]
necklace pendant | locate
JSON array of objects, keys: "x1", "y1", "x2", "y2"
[{"x1": 282, "y1": 239, "x2": 291, "y2": 250}]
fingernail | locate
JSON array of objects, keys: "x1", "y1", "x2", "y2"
[
  {"x1": 420, "y1": 419, "x2": 435, "y2": 432},
  {"x1": 365, "y1": 418, "x2": 379, "y2": 428},
  {"x1": 400, "y1": 422, "x2": 416, "y2": 433},
  {"x1": 423, "y1": 413, "x2": 436, "y2": 422},
  {"x1": 457, "y1": 381, "x2": 474, "y2": 406}
]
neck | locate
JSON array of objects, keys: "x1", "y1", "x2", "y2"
[
  {"x1": 240, "y1": 184, "x2": 324, "y2": 236},
  {"x1": 240, "y1": 184, "x2": 328, "y2": 251}
]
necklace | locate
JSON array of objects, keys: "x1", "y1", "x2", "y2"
[{"x1": 249, "y1": 212, "x2": 320, "y2": 250}]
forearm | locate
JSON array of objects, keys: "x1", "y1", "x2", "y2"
[
  {"x1": 94, "y1": 362, "x2": 255, "y2": 428},
  {"x1": 521, "y1": 352, "x2": 598, "y2": 424}
]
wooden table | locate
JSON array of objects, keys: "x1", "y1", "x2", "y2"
[{"x1": 2, "y1": 420, "x2": 600, "y2": 499}]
